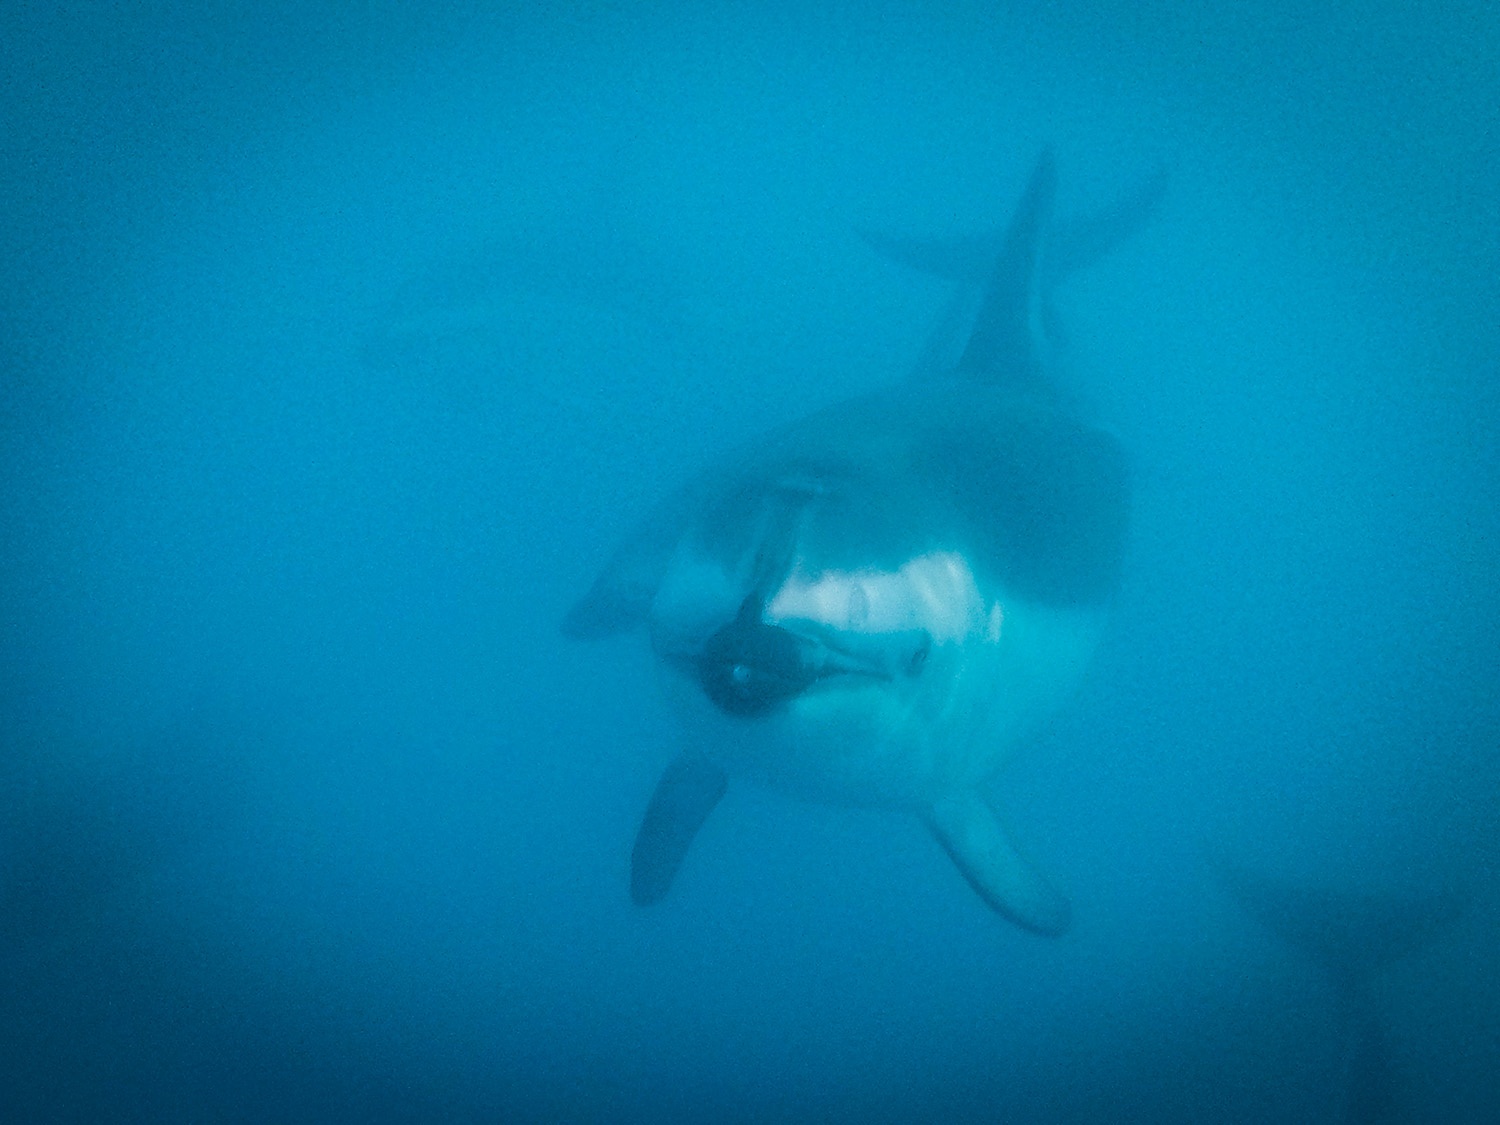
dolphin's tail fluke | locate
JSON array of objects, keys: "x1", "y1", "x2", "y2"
[{"x1": 1211, "y1": 853, "x2": 1466, "y2": 1124}]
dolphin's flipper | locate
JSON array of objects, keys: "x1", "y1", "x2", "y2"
[
  {"x1": 630, "y1": 751, "x2": 729, "y2": 906},
  {"x1": 925, "y1": 791, "x2": 1071, "y2": 936}
]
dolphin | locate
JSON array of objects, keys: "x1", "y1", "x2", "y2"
[{"x1": 564, "y1": 153, "x2": 1153, "y2": 935}]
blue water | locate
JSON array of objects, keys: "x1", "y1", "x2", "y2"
[{"x1": 3, "y1": 3, "x2": 1496, "y2": 1122}]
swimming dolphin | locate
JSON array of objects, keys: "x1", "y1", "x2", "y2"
[{"x1": 564, "y1": 153, "x2": 1151, "y2": 935}]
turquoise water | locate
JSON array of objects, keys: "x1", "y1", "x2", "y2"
[{"x1": 3, "y1": 4, "x2": 1496, "y2": 1121}]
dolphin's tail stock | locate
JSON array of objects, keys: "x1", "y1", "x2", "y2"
[{"x1": 1211, "y1": 853, "x2": 1467, "y2": 1123}]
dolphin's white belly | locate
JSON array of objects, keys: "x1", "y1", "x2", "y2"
[{"x1": 651, "y1": 547, "x2": 1102, "y2": 807}]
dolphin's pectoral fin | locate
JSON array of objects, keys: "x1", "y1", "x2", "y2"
[
  {"x1": 924, "y1": 791, "x2": 1071, "y2": 936},
  {"x1": 630, "y1": 752, "x2": 729, "y2": 906}
]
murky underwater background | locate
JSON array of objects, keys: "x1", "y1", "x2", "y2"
[{"x1": 3, "y1": 3, "x2": 1497, "y2": 1121}]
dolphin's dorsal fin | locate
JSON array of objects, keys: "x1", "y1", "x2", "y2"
[{"x1": 955, "y1": 151, "x2": 1056, "y2": 383}]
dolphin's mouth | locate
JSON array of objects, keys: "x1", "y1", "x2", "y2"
[{"x1": 674, "y1": 596, "x2": 931, "y2": 718}]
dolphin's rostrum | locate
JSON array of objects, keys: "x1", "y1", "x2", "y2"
[{"x1": 565, "y1": 153, "x2": 1156, "y2": 934}]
